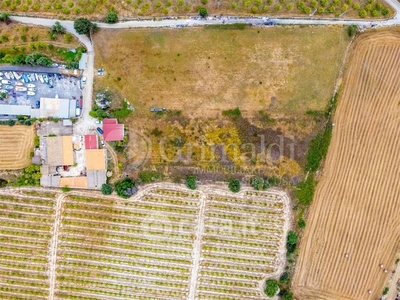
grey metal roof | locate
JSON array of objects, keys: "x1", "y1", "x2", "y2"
[
  {"x1": 0, "y1": 104, "x2": 31, "y2": 116},
  {"x1": 79, "y1": 53, "x2": 87, "y2": 70},
  {"x1": 87, "y1": 170, "x2": 106, "y2": 189}
]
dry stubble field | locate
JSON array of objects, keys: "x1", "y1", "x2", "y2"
[
  {"x1": 0, "y1": 185, "x2": 290, "y2": 299},
  {"x1": 292, "y1": 31, "x2": 400, "y2": 299},
  {"x1": 0, "y1": 125, "x2": 34, "y2": 170}
]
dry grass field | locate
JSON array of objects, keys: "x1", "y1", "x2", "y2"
[
  {"x1": 292, "y1": 31, "x2": 400, "y2": 299},
  {"x1": 94, "y1": 26, "x2": 349, "y2": 178},
  {"x1": 0, "y1": 0, "x2": 391, "y2": 19},
  {"x1": 95, "y1": 26, "x2": 348, "y2": 116},
  {"x1": 0, "y1": 185, "x2": 290, "y2": 299},
  {"x1": 0, "y1": 125, "x2": 35, "y2": 170}
]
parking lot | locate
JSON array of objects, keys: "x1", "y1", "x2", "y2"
[{"x1": 0, "y1": 70, "x2": 82, "y2": 108}]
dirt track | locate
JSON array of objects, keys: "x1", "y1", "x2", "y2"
[
  {"x1": 292, "y1": 31, "x2": 400, "y2": 299},
  {"x1": 0, "y1": 125, "x2": 34, "y2": 170}
]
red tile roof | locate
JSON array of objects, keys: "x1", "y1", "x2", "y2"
[
  {"x1": 85, "y1": 134, "x2": 98, "y2": 149},
  {"x1": 103, "y1": 124, "x2": 124, "y2": 141},
  {"x1": 103, "y1": 118, "x2": 117, "y2": 124}
]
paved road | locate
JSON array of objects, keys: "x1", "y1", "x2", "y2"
[{"x1": 0, "y1": 65, "x2": 61, "y2": 73}]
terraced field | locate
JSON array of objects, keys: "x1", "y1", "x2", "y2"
[
  {"x1": 0, "y1": 184, "x2": 290, "y2": 299},
  {"x1": 292, "y1": 31, "x2": 400, "y2": 299},
  {"x1": 0, "y1": 189, "x2": 57, "y2": 299},
  {"x1": 0, "y1": 125, "x2": 35, "y2": 170}
]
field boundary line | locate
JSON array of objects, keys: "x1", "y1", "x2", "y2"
[
  {"x1": 48, "y1": 192, "x2": 65, "y2": 300},
  {"x1": 187, "y1": 190, "x2": 206, "y2": 300}
]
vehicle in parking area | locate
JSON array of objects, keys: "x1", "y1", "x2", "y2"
[
  {"x1": 101, "y1": 140, "x2": 106, "y2": 147},
  {"x1": 82, "y1": 76, "x2": 87, "y2": 83},
  {"x1": 96, "y1": 127, "x2": 103, "y2": 134},
  {"x1": 95, "y1": 120, "x2": 103, "y2": 124},
  {"x1": 76, "y1": 108, "x2": 81, "y2": 117},
  {"x1": 35, "y1": 101, "x2": 40, "y2": 108}
]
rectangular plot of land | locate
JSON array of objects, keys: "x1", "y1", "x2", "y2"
[
  {"x1": 55, "y1": 189, "x2": 201, "y2": 300},
  {"x1": 0, "y1": 193, "x2": 55, "y2": 299},
  {"x1": 195, "y1": 190, "x2": 288, "y2": 299}
]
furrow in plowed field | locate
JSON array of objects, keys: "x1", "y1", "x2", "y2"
[
  {"x1": 0, "y1": 125, "x2": 34, "y2": 170},
  {"x1": 292, "y1": 31, "x2": 400, "y2": 300}
]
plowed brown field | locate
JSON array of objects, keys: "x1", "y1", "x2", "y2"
[
  {"x1": 0, "y1": 125, "x2": 34, "y2": 170},
  {"x1": 292, "y1": 31, "x2": 400, "y2": 300}
]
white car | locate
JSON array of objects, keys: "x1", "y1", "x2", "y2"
[
  {"x1": 95, "y1": 120, "x2": 103, "y2": 124},
  {"x1": 82, "y1": 76, "x2": 87, "y2": 83},
  {"x1": 101, "y1": 140, "x2": 106, "y2": 147}
]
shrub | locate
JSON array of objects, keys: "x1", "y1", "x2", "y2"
[
  {"x1": 296, "y1": 174, "x2": 315, "y2": 206},
  {"x1": 371, "y1": 9, "x2": 378, "y2": 16},
  {"x1": 138, "y1": 171, "x2": 161, "y2": 183},
  {"x1": 101, "y1": 183, "x2": 113, "y2": 195},
  {"x1": 105, "y1": 11, "x2": 118, "y2": 23},
  {"x1": 274, "y1": 4, "x2": 281, "y2": 10},
  {"x1": 264, "y1": 279, "x2": 279, "y2": 297},
  {"x1": 382, "y1": 7, "x2": 389, "y2": 15},
  {"x1": 186, "y1": 175, "x2": 197, "y2": 190},
  {"x1": 298, "y1": 218, "x2": 306, "y2": 228},
  {"x1": 251, "y1": 177, "x2": 264, "y2": 190},
  {"x1": 353, "y1": 3, "x2": 360, "y2": 9},
  {"x1": 61, "y1": 186, "x2": 71, "y2": 193},
  {"x1": 64, "y1": 33, "x2": 73, "y2": 43},
  {"x1": 286, "y1": 231, "x2": 298, "y2": 254},
  {"x1": 279, "y1": 272, "x2": 290, "y2": 284},
  {"x1": 228, "y1": 178, "x2": 240, "y2": 193},
  {"x1": 222, "y1": 107, "x2": 241, "y2": 120},
  {"x1": 252, "y1": 6, "x2": 258, "y2": 12},
  {"x1": 382, "y1": 287, "x2": 389, "y2": 295}
]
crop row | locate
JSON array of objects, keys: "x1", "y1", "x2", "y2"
[
  {"x1": 151, "y1": 189, "x2": 200, "y2": 199},
  {"x1": 0, "y1": 195, "x2": 54, "y2": 207},
  {"x1": 209, "y1": 194, "x2": 284, "y2": 208}
]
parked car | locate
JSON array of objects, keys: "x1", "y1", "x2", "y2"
[
  {"x1": 95, "y1": 120, "x2": 103, "y2": 124},
  {"x1": 101, "y1": 140, "x2": 106, "y2": 147},
  {"x1": 82, "y1": 76, "x2": 87, "y2": 83},
  {"x1": 96, "y1": 127, "x2": 103, "y2": 134},
  {"x1": 35, "y1": 101, "x2": 40, "y2": 108}
]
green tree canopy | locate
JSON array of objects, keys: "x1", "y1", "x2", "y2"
[
  {"x1": 115, "y1": 177, "x2": 136, "y2": 198},
  {"x1": 198, "y1": 6, "x2": 208, "y2": 18},
  {"x1": 286, "y1": 231, "x2": 298, "y2": 254},
  {"x1": 186, "y1": 175, "x2": 197, "y2": 190},
  {"x1": 228, "y1": 178, "x2": 240, "y2": 193},
  {"x1": 105, "y1": 11, "x2": 118, "y2": 23},
  {"x1": 264, "y1": 279, "x2": 279, "y2": 297},
  {"x1": 101, "y1": 183, "x2": 113, "y2": 195},
  {"x1": 74, "y1": 18, "x2": 97, "y2": 35}
]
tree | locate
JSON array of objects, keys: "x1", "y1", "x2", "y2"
[
  {"x1": 0, "y1": 12, "x2": 10, "y2": 24},
  {"x1": 382, "y1": 7, "x2": 390, "y2": 15},
  {"x1": 198, "y1": 6, "x2": 208, "y2": 18},
  {"x1": 264, "y1": 279, "x2": 279, "y2": 297},
  {"x1": 347, "y1": 25, "x2": 358, "y2": 37},
  {"x1": 359, "y1": 9, "x2": 367, "y2": 17},
  {"x1": 101, "y1": 183, "x2": 113, "y2": 195},
  {"x1": 115, "y1": 177, "x2": 136, "y2": 198},
  {"x1": 279, "y1": 289, "x2": 294, "y2": 300},
  {"x1": 296, "y1": 175, "x2": 315, "y2": 206},
  {"x1": 186, "y1": 175, "x2": 197, "y2": 190},
  {"x1": 228, "y1": 178, "x2": 240, "y2": 193},
  {"x1": 37, "y1": 56, "x2": 53, "y2": 67},
  {"x1": 74, "y1": 18, "x2": 96, "y2": 35},
  {"x1": 50, "y1": 21, "x2": 66, "y2": 34},
  {"x1": 105, "y1": 11, "x2": 118, "y2": 23},
  {"x1": 279, "y1": 272, "x2": 290, "y2": 284},
  {"x1": 287, "y1": 231, "x2": 298, "y2": 254}
]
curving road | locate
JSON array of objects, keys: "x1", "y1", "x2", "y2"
[{"x1": 9, "y1": 0, "x2": 400, "y2": 126}]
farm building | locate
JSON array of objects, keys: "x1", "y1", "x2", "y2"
[
  {"x1": 103, "y1": 118, "x2": 124, "y2": 141},
  {"x1": 44, "y1": 136, "x2": 74, "y2": 166},
  {"x1": 0, "y1": 98, "x2": 77, "y2": 119},
  {"x1": 84, "y1": 134, "x2": 98, "y2": 150},
  {"x1": 86, "y1": 149, "x2": 106, "y2": 170}
]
